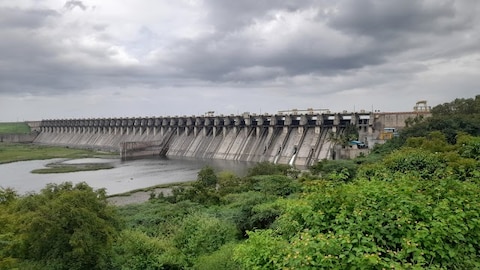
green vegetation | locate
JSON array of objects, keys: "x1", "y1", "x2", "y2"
[
  {"x1": 327, "y1": 123, "x2": 359, "y2": 148},
  {"x1": 0, "y1": 143, "x2": 115, "y2": 164},
  {"x1": 107, "y1": 181, "x2": 194, "y2": 198},
  {"x1": 0, "y1": 96, "x2": 479, "y2": 269},
  {"x1": 0, "y1": 122, "x2": 31, "y2": 134},
  {"x1": 0, "y1": 183, "x2": 121, "y2": 269},
  {"x1": 401, "y1": 95, "x2": 480, "y2": 144},
  {"x1": 31, "y1": 162, "x2": 114, "y2": 174}
]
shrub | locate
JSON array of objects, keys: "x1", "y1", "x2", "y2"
[
  {"x1": 236, "y1": 177, "x2": 480, "y2": 269},
  {"x1": 194, "y1": 242, "x2": 241, "y2": 270},
  {"x1": 112, "y1": 230, "x2": 186, "y2": 269},
  {"x1": 247, "y1": 162, "x2": 297, "y2": 177},
  {"x1": 6, "y1": 182, "x2": 121, "y2": 270},
  {"x1": 173, "y1": 212, "x2": 237, "y2": 266},
  {"x1": 309, "y1": 159, "x2": 358, "y2": 182},
  {"x1": 221, "y1": 191, "x2": 278, "y2": 237},
  {"x1": 382, "y1": 148, "x2": 445, "y2": 180},
  {"x1": 250, "y1": 175, "x2": 300, "y2": 197}
]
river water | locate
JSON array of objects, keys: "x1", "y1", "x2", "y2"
[{"x1": 0, "y1": 157, "x2": 252, "y2": 195}]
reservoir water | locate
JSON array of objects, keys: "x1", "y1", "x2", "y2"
[{"x1": 0, "y1": 157, "x2": 252, "y2": 195}]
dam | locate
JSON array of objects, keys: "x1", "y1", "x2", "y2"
[
  {"x1": 33, "y1": 107, "x2": 430, "y2": 167},
  {"x1": 34, "y1": 111, "x2": 370, "y2": 167}
]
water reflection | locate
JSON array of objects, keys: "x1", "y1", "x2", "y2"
[{"x1": 0, "y1": 157, "x2": 252, "y2": 195}]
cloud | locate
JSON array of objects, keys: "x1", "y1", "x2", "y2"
[
  {"x1": 64, "y1": 1, "x2": 87, "y2": 11},
  {"x1": 0, "y1": 0, "x2": 479, "y2": 121},
  {"x1": 0, "y1": 6, "x2": 58, "y2": 29}
]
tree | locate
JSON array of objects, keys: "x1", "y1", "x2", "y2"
[
  {"x1": 400, "y1": 95, "x2": 480, "y2": 144},
  {"x1": 327, "y1": 124, "x2": 359, "y2": 148},
  {"x1": 0, "y1": 188, "x2": 18, "y2": 268},
  {"x1": 196, "y1": 166, "x2": 218, "y2": 188},
  {"x1": 217, "y1": 171, "x2": 243, "y2": 196},
  {"x1": 7, "y1": 182, "x2": 121, "y2": 270}
]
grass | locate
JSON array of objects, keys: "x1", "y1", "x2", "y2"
[
  {"x1": 0, "y1": 143, "x2": 117, "y2": 164},
  {"x1": 31, "y1": 163, "x2": 115, "y2": 174},
  {"x1": 0, "y1": 122, "x2": 31, "y2": 134}
]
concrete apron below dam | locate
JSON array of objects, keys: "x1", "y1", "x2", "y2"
[{"x1": 34, "y1": 125, "x2": 339, "y2": 167}]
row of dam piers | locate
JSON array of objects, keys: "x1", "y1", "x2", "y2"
[{"x1": 34, "y1": 112, "x2": 374, "y2": 167}]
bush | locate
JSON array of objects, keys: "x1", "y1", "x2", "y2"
[
  {"x1": 236, "y1": 177, "x2": 480, "y2": 269},
  {"x1": 112, "y1": 230, "x2": 186, "y2": 269},
  {"x1": 5, "y1": 182, "x2": 121, "y2": 270},
  {"x1": 217, "y1": 171, "x2": 244, "y2": 196},
  {"x1": 309, "y1": 159, "x2": 358, "y2": 182},
  {"x1": 117, "y1": 200, "x2": 203, "y2": 237},
  {"x1": 194, "y1": 242, "x2": 241, "y2": 270},
  {"x1": 173, "y1": 212, "x2": 237, "y2": 266},
  {"x1": 221, "y1": 191, "x2": 277, "y2": 237},
  {"x1": 247, "y1": 162, "x2": 297, "y2": 177},
  {"x1": 382, "y1": 148, "x2": 445, "y2": 180},
  {"x1": 250, "y1": 175, "x2": 300, "y2": 197}
]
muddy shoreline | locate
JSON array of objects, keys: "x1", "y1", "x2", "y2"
[{"x1": 107, "y1": 187, "x2": 175, "y2": 206}]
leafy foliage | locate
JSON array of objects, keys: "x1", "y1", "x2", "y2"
[
  {"x1": 0, "y1": 187, "x2": 17, "y2": 205},
  {"x1": 457, "y1": 134, "x2": 480, "y2": 160},
  {"x1": 173, "y1": 212, "x2": 237, "y2": 266},
  {"x1": 247, "y1": 161, "x2": 298, "y2": 178},
  {"x1": 250, "y1": 175, "x2": 300, "y2": 197},
  {"x1": 309, "y1": 159, "x2": 358, "y2": 182},
  {"x1": 112, "y1": 230, "x2": 186, "y2": 270},
  {"x1": 117, "y1": 200, "x2": 203, "y2": 237},
  {"x1": 236, "y1": 177, "x2": 480, "y2": 269},
  {"x1": 327, "y1": 124, "x2": 359, "y2": 148},
  {"x1": 194, "y1": 242, "x2": 241, "y2": 270},
  {"x1": 195, "y1": 166, "x2": 218, "y2": 188},
  {"x1": 400, "y1": 95, "x2": 480, "y2": 144},
  {"x1": 220, "y1": 191, "x2": 284, "y2": 237},
  {"x1": 2, "y1": 182, "x2": 121, "y2": 270}
]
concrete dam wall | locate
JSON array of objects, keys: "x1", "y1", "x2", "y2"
[{"x1": 34, "y1": 112, "x2": 375, "y2": 167}]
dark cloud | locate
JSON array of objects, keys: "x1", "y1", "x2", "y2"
[
  {"x1": 0, "y1": 7, "x2": 58, "y2": 29},
  {"x1": 327, "y1": 0, "x2": 480, "y2": 57},
  {"x1": 64, "y1": 1, "x2": 87, "y2": 11},
  {"x1": 329, "y1": 1, "x2": 455, "y2": 36},
  {"x1": 0, "y1": 1, "x2": 479, "y2": 121},
  {"x1": 160, "y1": 0, "x2": 479, "y2": 84},
  {"x1": 203, "y1": 0, "x2": 315, "y2": 31}
]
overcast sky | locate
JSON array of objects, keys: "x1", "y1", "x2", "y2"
[{"x1": 0, "y1": 0, "x2": 479, "y2": 121}]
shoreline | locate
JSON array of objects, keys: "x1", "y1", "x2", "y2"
[
  {"x1": 106, "y1": 187, "x2": 172, "y2": 206},
  {"x1": 106, "y1": 181, "x2": 194, "y2": 206}
]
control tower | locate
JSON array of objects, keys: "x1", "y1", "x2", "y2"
[{"x1": 413, "y1": 100, "x2": 431, "y2": 112}]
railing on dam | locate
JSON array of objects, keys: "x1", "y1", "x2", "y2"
[
  {"x1": 35, "y1": 112, "x2": 376, "y2": 167},
  {"x1": 38, "y1": 112, "x2": 374, "y2": 134}
]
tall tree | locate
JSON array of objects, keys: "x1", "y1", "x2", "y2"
[{"x1": 7, "y1": 182, "x2": 121, "y2": 270}]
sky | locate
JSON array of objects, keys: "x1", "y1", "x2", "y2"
[{"x1": 0, "y1": 0, "x2": 479, "y2": 122}]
